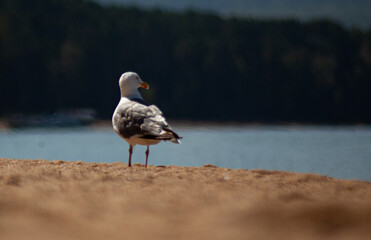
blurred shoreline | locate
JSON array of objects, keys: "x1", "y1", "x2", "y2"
[{"x1": 1, "y1": 116, "x2": 370, "y2": 131}]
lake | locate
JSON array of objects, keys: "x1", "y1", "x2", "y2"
[{"x1": 0, "y1": 125, "x2": 370, "y2": 181}]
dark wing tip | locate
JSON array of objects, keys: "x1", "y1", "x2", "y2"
[{"x1": 163, "y1": 127, "x2": 181, "y2": 139}]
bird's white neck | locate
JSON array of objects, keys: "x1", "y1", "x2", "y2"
[{"x1": 121, "y1": 89, "x2": 142, "y2": 99}]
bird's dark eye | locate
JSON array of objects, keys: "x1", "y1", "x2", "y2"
[{"x1": 136, "y1": 77, "x2": 139, "y2": 80}]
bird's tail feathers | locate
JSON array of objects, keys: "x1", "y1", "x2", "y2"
[
  {"x1": 159, "y1": 129, "x2": 182, "y2": 144},
  {"x1": 171, "y1": 138, "x2": 181, "y2": 144}
]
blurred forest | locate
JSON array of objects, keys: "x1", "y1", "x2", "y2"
[{"x1": 1, "y1": 0, "x2": 371, "y2": 123}]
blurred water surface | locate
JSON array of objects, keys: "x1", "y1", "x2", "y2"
[{"x1": 0, "y1": 125, "x2": 370, "y2": 181}]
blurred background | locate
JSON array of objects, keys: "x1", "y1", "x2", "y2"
[
  {"x1": 0, "y1": 0, "x2": 370, "y2": 180},
  {"x1": 1, "y1": 0, "x2": 371, "y2": 123}
]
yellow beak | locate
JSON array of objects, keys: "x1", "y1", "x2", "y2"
[{"x1": 140, "y1": 82, "x2": 149, "y2": 89}]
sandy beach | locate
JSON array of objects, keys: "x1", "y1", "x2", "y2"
[{"x1": 0, "y1": 158, "x2": 370, "y2": 240}]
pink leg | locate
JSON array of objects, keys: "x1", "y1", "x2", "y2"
[
  {"x1": 128, "y1": 145, "x2": 133, "y2": 167},
  {"x1": 145, "y1": 146, "x2": 149, "y2": 168}
]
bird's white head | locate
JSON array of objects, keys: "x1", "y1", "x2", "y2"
[{"x1": 119, "y1": 72, "x2": 149, "y2": 98}]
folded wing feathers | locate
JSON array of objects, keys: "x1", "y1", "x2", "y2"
[
  {"x1": 140, "y1": 105, "x2": 182, "y2": 143},
  {"x1": 117, "y1": 102, "x2": 182, "y2": 143}
]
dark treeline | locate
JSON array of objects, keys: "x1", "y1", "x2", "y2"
[{"x1": 1, "y1": 0, "x2": 371, "y2": 123}]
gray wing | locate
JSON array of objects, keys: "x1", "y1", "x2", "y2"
[{"x1": 113, "y1": 101, "x2": 181, "y2": 142}]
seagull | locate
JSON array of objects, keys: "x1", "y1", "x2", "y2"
[{"x1": 112, "y1": 72, "x2": 182, "y2": 167}]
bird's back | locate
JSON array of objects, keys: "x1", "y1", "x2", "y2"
[{"x1": 112, "y1": 98, "x2": 181, "y2": 145}]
